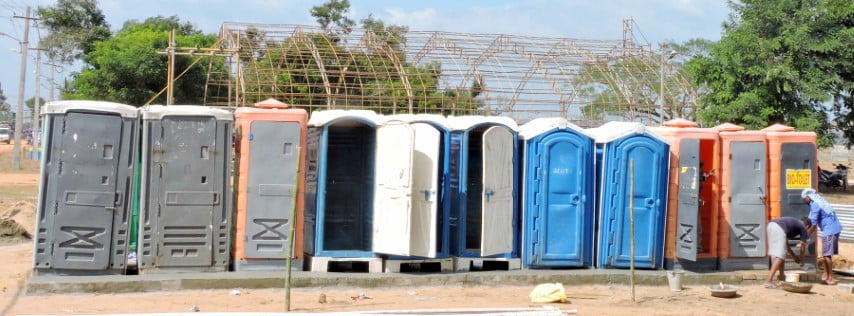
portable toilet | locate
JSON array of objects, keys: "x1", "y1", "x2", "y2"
[
  {"x1": 138, "y1": 105, "x2": 234, "y2": 273},
  {"x1": 649, "y1": 119, "x2": 720, "y2": 270},
  {"x1": 232, "y1": 99, "x2": 308, "y2": 271},
  {"x1": 304, "y1": 110, "x2": 385, "y2": 266},
  {"x1": 763, "y1": 124, "x2": 818, "y2": 271},
  {"x1": 715, "y1": 123, "x2": 768, "y2": 271},
  {"x1": 446, "y1": 116, "x2": 520, "y2": 270},
  {"x1": 763, "y1": 124, "x2": 817, "y2": 219},
  {"x1": 519, "y1": 118, "x2": 595, "y2": 268},
  {"x1": 589, "y1": 122, "x2": 669, "y2": 269},
  {"x1": 33, "y1": 101, "x2": 139, "y2": 275},
  {"x1": 373, "y1": 114, "x2": 452, "y2": 266}
]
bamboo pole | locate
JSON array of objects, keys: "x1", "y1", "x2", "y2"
[
  {"x1": 629, "y1": 159, "x2": 636, "y2": 302},
  {"x1": 285, "y1": 147, "x2": 301, "y2": 311}
]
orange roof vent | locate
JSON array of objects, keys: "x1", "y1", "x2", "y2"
[
  {"x1": 254, "y1": 98, "x2": 288, "y2": 109},
  {"x1": 761, "y1": 124, "x2": 795, "y2": 132},
  {"x1": 713, "y1": 123, "x2": 744, "y2": 132},
  {"x1": 662, "y1": 118, "x2": 698, "y2": 128}
]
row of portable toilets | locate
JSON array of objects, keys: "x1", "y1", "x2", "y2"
[{"x1": 32, "y1": 100, "x2": 818, "y2": 275}]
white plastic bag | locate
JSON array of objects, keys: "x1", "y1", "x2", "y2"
[{"x1": 529, "y1": 283, "x2": 567, "y2": 303}]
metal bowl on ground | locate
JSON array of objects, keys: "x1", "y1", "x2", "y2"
[
  {"x1": 782, "y1": 282, "x2": 813, "y2": 294},
  {"x1": 709, "y1": 284, "x2": 739, "y2": 298}
]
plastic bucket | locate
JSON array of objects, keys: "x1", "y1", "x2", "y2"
[
  {"x1": 785, "y1": 272, "x2": 800, "y2": 282},
  {"x1": 667, "y1": 271, "x2": 685, "y2": 291}
]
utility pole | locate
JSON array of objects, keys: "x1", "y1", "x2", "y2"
[
  {"x1": 166, "y1": 29, "x2": 176, "y2": 105},
  {"x1": 659, "y1": 44, "x2": 665, "y2": 126},
  {"x1": 33, "y1": 46, "x2": 41, "y2": 151},
  {"x1": 47, "y1": 58, "x2": 55, "y2": 101},
  {"x1": 12, "y1": 5, "x2": 31, "y2": 170}
]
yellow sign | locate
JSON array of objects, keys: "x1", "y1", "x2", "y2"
[{"x1": 785, "y1": 169, "x2": 812, "y2": 190}]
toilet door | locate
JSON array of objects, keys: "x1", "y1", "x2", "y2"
[{"x1": 481, "y1": 126, "x2": 514, "y2": 256}]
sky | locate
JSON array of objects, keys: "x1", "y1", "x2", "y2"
[{"x1": 0, "y1": 0, "x2": 730, "y2": 113}]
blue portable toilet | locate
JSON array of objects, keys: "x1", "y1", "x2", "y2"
[
  {"x1": 305, "y1": 110, "x2": 385, "y2": 259},
  {"x1": 589, "y1": 122, "x2": 669, "y2": 269},
  {"x1": 371, "y1": 114, "x2": 452, "y2": 263},
  {"x1": 519, "y1": 118, "x2": 596, "y2": 268},
  {"x1": 446, "y1": 116, "x2": 520, "y2": 266}
]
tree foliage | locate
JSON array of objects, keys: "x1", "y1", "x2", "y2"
[
  {"x1": 687, "y1": 0, "x2": 853, "y2": 147},
  {"x1": 64, "y1": 16, "x2": 223, "y2": 106},
  {"x1": 575, "y1": 39, "x2": 711, "y2": 123},
  {"x1": 310, "y1": 0, "x2": 355, "y2": 35},
  {"x1": 25, "y1": 97, "x2": 46, "y2": 110},
  {"x1": 241, "y1": 1, "x2": 482, "y2": 114},
  {"x1": 36, "y1": 0, "x2": 111, "y2": 64},
  {"x1": 0, "y1": 83, "x2": 7, "y2": 107}
]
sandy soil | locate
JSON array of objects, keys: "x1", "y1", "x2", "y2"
[{"x1": 4, "y1": 282, "x2": 853, "y2": 315}]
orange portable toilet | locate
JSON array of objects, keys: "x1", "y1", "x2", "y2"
[
  {"x1": 763, "y1": 124, "x2": 818, "y2": 271},
  {"x1": 715, "y1": 123, "x2": 769, "y2": 271},
  {"x1": 649, "y1": 119, "x2": 720, "y2": 271},
  {"x1": 234, "y1": 99, "x2": 308, "y2": 271},
  {"x1": 762, "y1": 124, "x2": 817, "y2": 220}
]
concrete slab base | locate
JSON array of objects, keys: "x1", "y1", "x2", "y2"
[
  {"x1": 838, "y1": 283, "x2": 854, "y2": 294},
  {"x1": 453, "y1": 257, "x2": 521, "y2": 272},
  {"x1": 664, "y1": 258, "x2": 718, "y2": 272},
  {"x1": 234, "y1": 259, "x2": 304, "y2": 271},
  {"x1": 306, "y1": 256, "x2": 382, "y2": 273},
  {"x1": 719, "y1": 258, "x2": 767, "y2": 271},
  {"x1": 384, "y1": 258, "x2": 453, "y2": 273},
  {"x1": 24, "y1": 269, "x2": 744, "y2": 295}
]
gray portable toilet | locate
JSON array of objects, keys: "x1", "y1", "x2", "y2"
[
  {"x1": 33, "y1": 101, "x2": 139, "y2": 275},
  {"x1": 138, "y1": 105, "x2": 234, "y2": 273}
]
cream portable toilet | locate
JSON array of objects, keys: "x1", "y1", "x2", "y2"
[{"x1": 373, "y1": 114, "x2": 453, "y2": 272}]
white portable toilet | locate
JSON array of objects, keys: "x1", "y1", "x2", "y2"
[{"x1": 446, "y1": 115, "x2": 521, "y2": 271}]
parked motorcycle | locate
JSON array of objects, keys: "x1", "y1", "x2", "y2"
[{"x1": 819, "y1": 163, "x2": 849, "y2": 192}]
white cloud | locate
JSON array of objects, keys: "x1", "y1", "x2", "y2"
[{"x1": 382, "y1": 8, "x2": 438, "y2": 26}]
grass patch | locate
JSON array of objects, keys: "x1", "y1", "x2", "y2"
[
  {"x1": 0, "y1": 147, "x2": 41, "y2": 174},
  {"x1": 0, "y1": 184, "x2": 39, "y2": 200}
]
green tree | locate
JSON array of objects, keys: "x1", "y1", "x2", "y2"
[
  {"x1": 310, "y1": 0, "x2": 355, "y2": 35},
  {"x1": 0, "y1": 82, "x2": 7, "y2": 108},
  {"x1": 687, "y1": 0, "x2": 853, "y2": 147},
  {"x1": 36, "y1": 0, "x2": 111, "y2": 64},
  {"x1": 64, "y1": 16, "x2": 223, "y2": 106},
  {"x1": 25, "y1": 97, "x2": 47, "y2": 111}
]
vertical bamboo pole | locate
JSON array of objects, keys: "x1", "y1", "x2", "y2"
[
  {"x1": 285, "y1": 147, "x2": 301, "y2": 311},
  {"x1": 629, "y1": 159, "x2": 636, "y2": 302}
]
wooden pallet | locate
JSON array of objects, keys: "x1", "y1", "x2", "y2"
[
  {"x1": 453, "y1": 257, "x2": 521, "y2": 272},
  {"x1": 384, "y1": 258, "x2": 453, "y2": 273},
  {"x1": 305, "y1": 256, "x2": 383, "y2": 273}
]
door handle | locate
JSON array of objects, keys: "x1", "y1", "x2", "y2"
[
  {"x1": 485, "y1": 189, "x2": 495, "y2": 202},
  {"x1": 421, "y1": 190, "x2": 432, "y2": 201}
]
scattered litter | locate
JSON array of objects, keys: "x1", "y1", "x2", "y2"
[
  {"x1": 318, "y1": 293, "x2": 328, "y2": 304},
  {"x1": 230, "y1": 289, "x2": 241, "y2": 296},
  {"x1": 189, "y1": 305, "x2": 200, "y2": 312},
  {"x1": 351, "y1": 292, "x2": 373, "y2": 301},
  {"x1": 529, "y1": 283, "x2": 567, "y2": 303},
  {"x1": 408, "y1": 291, "x2": 418, "y2": 296}
]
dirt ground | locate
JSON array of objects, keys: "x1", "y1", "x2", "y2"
[{"x1": 1, "y1": 144, "x2": 853, "y2": 315}]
